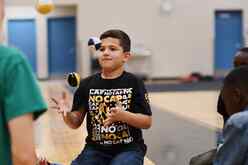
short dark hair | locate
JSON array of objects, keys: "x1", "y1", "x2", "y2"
[
  {"x1": 100, "y1": 29, "x2": 131, "y2": 52},
  {"x1": 224, "y1": 66, "x2": 248, "y2": 93},
  {"x1": 239, "y1": 47, "x2": 248, "y2": 54}
]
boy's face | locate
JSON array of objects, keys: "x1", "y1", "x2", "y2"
[{"x1": 98, "y1": 37, "x2": 130, "y2": 71}]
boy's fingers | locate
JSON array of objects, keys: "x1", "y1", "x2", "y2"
[
  {"x1": 64, "y1": 73, "x2": 68, "y2": 80},
  {"x1": 116, "y1": 101, "x2": 122, "y2": 108},
  {"x1": 50, "y1": 106, "x2": 64, "y2": 114},
  {"x1": 110, "y1": 108, "x2": 117, "y2": 114},
  {"x1": 50, "y1": 97, "x2": 59, "y2": 105},
  {"x1": 107, "y1": 112, "x2": 114, "y2": 117},
  {"x1": 49, "y1": 105, "x2": 60, "y2": 109},
  {"x1": 50, "y1": 106, "x2": 65, "y2": 114},
  {"x1": 103, "y1": 119, "x2": 111, "y2": 127},
  {"x1": 64, "y1": 106, "x2": 71, "y2": 116},
  {"x1": 63, "y1": 110, "x2": 67, "y2": 117},
  {"x1": 110, "y1": 107, "x2": 116, "y2": 111}
]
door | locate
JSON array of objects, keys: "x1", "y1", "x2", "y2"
[
  {"x1": 48, "y1": 17, "x2": 76, "y2": 76},
  {"x1": 214, "y1": 11, "x2": 243, "y2": 72},
  {"x1": 8, "y1": 19, "x2": 37, "y2": 72}
]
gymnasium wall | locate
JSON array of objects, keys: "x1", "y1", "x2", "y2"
[
  {"x1": 4, "y1": 5, "x2": 76, "y2": 79},
  {"x1": 5, "y1": 0, "x2": 248, "y2": 79}
]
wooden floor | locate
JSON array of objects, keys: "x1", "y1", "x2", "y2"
[
  {"x1": 150, "y1": 91, "x2": 223, "y2": 129},
  {"x1": 147, "y1": 91, "x2": 221, "y2": 164}
]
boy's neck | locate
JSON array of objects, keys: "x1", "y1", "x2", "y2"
[{"x1": 101, "y1": 67, "x2": 124, "y2": 79}]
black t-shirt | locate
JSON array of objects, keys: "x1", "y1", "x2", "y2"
[{"x1": 72, "y1": 71, "x2": 152, "y2": 152}]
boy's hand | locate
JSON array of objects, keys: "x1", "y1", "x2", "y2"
[
  {"x1": 103, "y1": 102, "x2": 128, "y2": 127},
  {"x1": 50, "y1": 92, "x2": 72, "y2": 116}
]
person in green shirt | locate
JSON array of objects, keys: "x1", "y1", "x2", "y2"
[{"x1": 0, "y1": 0, "x2": 47, "y2": 164}]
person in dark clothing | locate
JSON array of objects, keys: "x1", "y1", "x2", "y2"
[
  {"x1": 214, "y1": 66, "x2": 248, "y2": 165},
  {"x1": 0, "y1": 1, "x2": 47, "y2": 165},
  {"x1": 217, "y1": 47, "x2": 248, "y2": 124}
]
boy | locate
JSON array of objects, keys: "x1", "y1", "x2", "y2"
[
  {"x1": 214, "y1": 66, "x2": 248, "y2": 165},
  {"x1": 52, "y1": 29, "x2": 152, "y2": 165}
]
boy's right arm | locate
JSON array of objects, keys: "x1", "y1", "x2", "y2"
[
  {"x1": 62, "y1": 110, "x2": 86, "y2": 129},
  {"x1": 51, "y1": 97, "x2": 86, "y2": 129}
]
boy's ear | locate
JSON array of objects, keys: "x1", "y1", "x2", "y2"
[{"x1": 123, "y1": 52, "x2": 131, "y2": 62}]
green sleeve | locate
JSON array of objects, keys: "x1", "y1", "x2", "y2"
[{"x1": 4, "y1": 56, "x2": 47, "y2": 122}]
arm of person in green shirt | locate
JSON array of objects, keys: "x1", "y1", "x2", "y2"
[
  {"x1": 8, "y1": 113, "x2": 37, "y2": 165},
  {"x1": 4, "y1": 52, "x2": 47, "y2": 165}
]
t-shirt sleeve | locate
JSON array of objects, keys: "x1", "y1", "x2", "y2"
[
  {"x1": 131, "y1": 78, "x2": 152, "y2": 116},
  {"x1": 214, "y1": 116, "x2": 248, "y2": 165},
  {"x1": 71, "y1": 81, "x2": 88, "y2": 112},
  {"x1": 4, "y1": 55, "x2": 47, "y2": 122}
]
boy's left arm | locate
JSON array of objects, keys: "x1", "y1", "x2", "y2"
[
  {"x1": 121, "y1": 110, "x2": 152, "y2": 129},
  {"x1": 104, "y1": 78, "x2": 152, "y2": 128},
  {"x1": 103, "y1": 107, "x2": 152, "y2": 129}
]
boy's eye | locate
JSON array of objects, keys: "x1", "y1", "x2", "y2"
[
  {"x1": 110, "y1": 47, "x2": 117, "y2": 51},
  {"x1": 99, "y1": 47, "x2": 118, "y2": 52},
  {"x1": 99, "y1": 47, "x2": 105, "y2": 52}
]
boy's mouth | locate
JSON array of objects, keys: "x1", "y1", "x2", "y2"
[{"x1": 102, "y1": 58, "x2": 112, "y2": 61}]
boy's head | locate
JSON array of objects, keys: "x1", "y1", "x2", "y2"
[
  {"x1": 100, "y1": 29, "x2": 131, "y2": 52},
  {"x1": 98, "y1": 29, "x2": 131, "y2": 71},
  {"x1": 233, "y1": 47, "x2": 248, "y2": 67},
  {"x1": 222, "y1": 66, "x2": 248, "y2": 116}
]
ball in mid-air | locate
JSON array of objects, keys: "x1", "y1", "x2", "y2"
[
  {"x1": 36, "y1": 0, "x2": 54, "y2": 15},
  {"x1": 67, "y1": 72, "x2": 80, "y2": 87},
  {"x1": 88, "y1": 37, "x2": 101, "y2": 51}
]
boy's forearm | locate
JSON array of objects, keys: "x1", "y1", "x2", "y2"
[
  {"x1": 63, "y1": 111, "x2": 85, "y2": 129},
  {"x1": 122, "y1": 111, "x2": 152, "y2": 129}
]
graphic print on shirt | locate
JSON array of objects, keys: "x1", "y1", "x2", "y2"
[{"x1": 88, "y1": 88, "x2": 133, "y2": 145}]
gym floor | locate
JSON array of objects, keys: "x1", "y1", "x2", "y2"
[{"x1": 35, "y1": 80, "x2": 223, "y2": 165}]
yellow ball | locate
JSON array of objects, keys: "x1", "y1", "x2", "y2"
[
  {"x1": 67, "y1": 72, "x2": 80, "y2": 87},
  {"x1": 36, "y1": 2, "x2": 54, "y2": 15}
]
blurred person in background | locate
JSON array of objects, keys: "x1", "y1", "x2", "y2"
[
  {"x1": 0, "y1": 0, "x2": 47, "y2": 164},
  {"x1": 217, "y1": 47, "x2": 248, "y2": 125},
  {"x1": 214, "y1": 66, "x2": 248, "y2": 165}
]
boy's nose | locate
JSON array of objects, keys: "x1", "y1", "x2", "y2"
[{"x1": 102, "y1": 49, "x2": 110, "y2": 56}]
